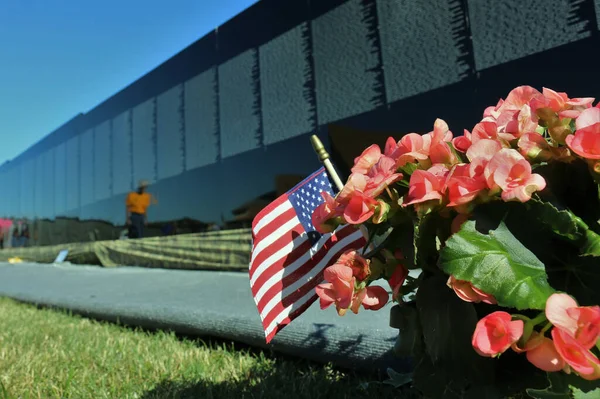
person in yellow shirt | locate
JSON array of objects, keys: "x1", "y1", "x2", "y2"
[{"x1": 126, "y1": 180, "x2": 156, "y2": 238}]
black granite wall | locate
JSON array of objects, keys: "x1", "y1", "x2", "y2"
[{"x1": 1, "y1": 0, "x2": 598, "y2": 239}]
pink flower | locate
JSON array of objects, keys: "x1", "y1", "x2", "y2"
[
  {"x1": 389, "y1": 264, "x2": 408, "y2": 300},
  {"x1": 487, "y1": 149, "x2": 546, "y2": 202},
  {"x1": 526, "y1": 335, "x2": 566, "y2": 372},
  {"x1": 472, "y1": 311, "x2": 524, "y2": 357},
  {"x1": 390, "y1": 133, "x2": 430, "y2": 167},
  {"x1": 315, "y1": 264, "x2": 355, "y2": 316},
  {"x1": 466, "y1": 138, "x2": 503, "y2": 163},
  {"x1": 352, "y1": 144, "x2": 382, "y2": 175},
  {"x1": 545, "y1": 293, "x2": 600, "y2": 349},
  {"x1": 363, "y1": 156, "x2": 403, "y2": 197},
  {"x1": 343, "y1": 191, "x2": 378, "y2": 224},
  {"x1": 566, "y1": 123, "x2": 600, "y2": 160},
  {"x1": 552, "y1": 328, "x2": 600, "y2": 380},
  {"x1": 424, "y1": 119, "x2": 459, "y2": 165},
  {"x1": 483, "y1": 98, "x2": 504, "y2": 119},
  {"x1": 452, "y1": 129, "x2": 472, "y2": 153},
  {"x1": 575, "y1": 107, "x2": 600, "y2": 131},
  {"x1": 471, "y1": 120, "x2": 502, "y2": 144},
  {"x1": 357, "y1": 285, "x2": 389, "y2": 311},
  {"x1": 312, "y1": 191, "x2": 341, "y2": 234},
  {"x1": 445, "y1": 164, "x2": 487, "y2": 207},
  {"x1": 447, "y1": 276, "x2": 496, "y2": 305},
  {"x1": 403, "y1": 169, "x2": 444, "y2": 206},
  {"x1": 533, "y1": 87, "x2": 594, "y2": 119},
  {"x1": 336, "y1": 250, "x2": 370, "y2": 281},
  {"x1": 517, "y1": 133, "x2": 553, "y2": 161}
]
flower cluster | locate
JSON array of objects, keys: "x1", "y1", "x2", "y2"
[
  {"x1": 309, "y1": 85, "x2": 600, "y2": 389},
  {"x1": 472, "y1": 293, "x2": 600, "y2": 381}
]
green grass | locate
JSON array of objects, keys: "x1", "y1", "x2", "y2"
[{"x1": 0, "y1": 297, "x2": 410, "y2": 399}]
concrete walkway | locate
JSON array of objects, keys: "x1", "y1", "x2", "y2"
[{"x1": 0, "y1": 262, "x2": 411, "y2": 372}]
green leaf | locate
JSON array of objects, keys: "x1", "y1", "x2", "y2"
[
  {"x1": 572, "y1": 387, "x2": 600, "y2": 399},
  {"x1": 526, "y1": 373, "x2": 570, "y2": 399},
  {"x1": 527, "y1": 199, "x2": 600, "y2": 257},
  {"x1": 439, "y1": 220, "x2": 555, "y2": 310}
]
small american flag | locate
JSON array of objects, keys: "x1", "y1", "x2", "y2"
[{"x1": 249, "y1": 167, "x2": 366, "y2": 343}]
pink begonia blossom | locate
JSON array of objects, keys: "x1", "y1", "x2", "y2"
[
  {"x1": 472, "y1": 312, "x2": 523, "y2": 357},
  {"x1": 423, "y1": 119, "x2": 458, "y2": 165},
  {"x1": 312, "y1": 191, "x2": 341, "y2": 234},
  {"x1": 445, "y1": 163, "x2": 487, "y2": 207},
  {"x1": 357, "y1": 285, "x2": 389, "y2": 311},
  {"x1": 526, "y1": 335, "x2": 566, "y2": 372},
  {"x1": 517, "y1": 133, "x2": 553, "y2": 161},
  {"x1": 566, "y1": 123, "x2": 600, "y2": 160},
  {"x1": 315, "y1": 264, "x2": 355, "y2": 316},
  {"x1": 336, "y1": 250, "x2": 370, "y2": 281},
  {"x1": 545, "y1": 293, "x2": 600, "y2": 349},
  {"x1": 388, "y1": 264, "x2": 408, "y2": 300},
  {"x1": 351, "y1": 144, "x2": 382, "y2": 175},
  {"x1": 390, "y1": 133, "x2": 430, "y2": 167},
  {"x1": 363, "y1": 156, "x2": 403, "y2": 198},
  {"x1": 447, "y1": 276, "x2": 496, "y2": 304},
  {"x1": 531, "y1": 87, "x2": 594, "y2": 119},
  {"x1": 552, "y1": 328, "x2": 600, "y2": 381},
  {"x1": 452, "y1": 129, "x2": 472, "y2": 153},
  {"x1": 404, "y1": 169, "x2": 444, "y2": 206},
  {"x1": 466, "y1": 138, "x2": 503, "y2": 163},
  {"x1": 485, "y1": 149, "x2": 546, "y2": 202},
  {"x1": 575, "y1": 107, "x2": 600, "y2": 131}
]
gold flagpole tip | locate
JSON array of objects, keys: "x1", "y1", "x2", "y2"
[{"x1": 310, "y1": 135, "x2": 329, "y2": 162}]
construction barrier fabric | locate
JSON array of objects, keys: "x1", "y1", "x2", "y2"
[{"x1": 0, "y1": 229, "x2": 253, "y2": 271}]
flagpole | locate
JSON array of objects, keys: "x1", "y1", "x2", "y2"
[
  {"x1": 310, "y1": 135, "x2": 344, "y2": 191},
  {"x1": 310, "y1": 135, "x2": 373, "y2": 253}
]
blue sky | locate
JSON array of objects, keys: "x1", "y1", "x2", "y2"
[{"x1": 0, "y1": 0, "x2": 257, "y2": 164}]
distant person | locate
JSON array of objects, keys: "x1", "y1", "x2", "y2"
[{"x1": 125, "y1": 180, "x2": 156, "y2": 239}]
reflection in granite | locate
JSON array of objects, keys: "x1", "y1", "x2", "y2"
[
  {"x1": 218, "y1": 49, "x2": 262, "y2": 158},
  {"x1": 260, "y1": 22, "x2": 316, "y2": 145},
  {"x1": 184, "y1": 68, "x2": 219, "y2": 170},
  {"x1": 94, "y1": 120, "x2": 112, "y2": 202},
  {"x1": 79, "y1": 129, "x2": 95, "y2": 208},
  {"x1": 468, "y1": 0, "x2": 592, "y2": 70},
  {"x1": 157, "y1": 84, "x2": 184, "y2": 180},
  {"x1": 312, "y1": 0, "x2": 384, "y2": 124},
  {"x1": 111, "y1": 110, "x2": 133, "y2": 196},
  {"x1": 54, "y1": 142, "x2": 67, "y2": 216},
  {"x1": 377, "y1": 0, "x2": 470, "y2": 102}
]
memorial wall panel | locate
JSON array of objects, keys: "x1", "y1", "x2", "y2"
[
  {"x1": 259, "y1": 23, "x2": 316, "y2": 145},
  {"x1": 54, "y1": 143, "x2": 67, "y2": 216},
  {"x1": 312, "y1": 0, "x2": 383, "y2": 125},
  {"x1": 377, "y1": 0, "x2": 469, "y2": 102},
  {"x1": 0, "y1": 171, "x2": 7, "y2": 218},
  {"x1": 20, "y1": 159, "x2": 35, "y2": 218},
  {"x1": 34, "y1": 156, "x2": 45, "y2": 218},
  {"x1": 468, "y1": 0, "x2": 591, "y2": 71},
  {"x1": 79, "y1": 129, "x2": 95, "y2": 208},
  {"x1": 112, "y1": 110, "x2": 133, "y2": 195},
  {"x1": 218, "y1": 49, "x2": 261, "y2": 158},
  {"x1": 132, "y1": 98, "x2": 157, "y2": 185},
  {"x1": 596, "y1": 0, "x2": 600, "y2": 30},
  {"x1": 94, "y1": 120, "x2": 112, "y2": 201},
  {"x1": 8, "y1": 166, "x2": 20, "y2": 218},
  {"x1": 184, "y1": 68, "x2": 219, "y2": 170},
  {"x1": 65, "y1": 135, "x2": 80, "y2": 213},
  {"x1": 42, "y1": 150, "x2": 55, "y2": 219},
  {"x1": 157, "y1": 84, "x2": 184, "y2": 180}
]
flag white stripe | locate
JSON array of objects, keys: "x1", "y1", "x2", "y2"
[
  {"x1": 251, "y1": 227, "x2": 332, "y2": 303},
  {"x1": 253, "y1": 201, "x2": 293, "y2": 235},
  {"x1": 264, "y1": 285, "x2": 322, "y2": 338},
  {"x1": 259, "y1": 228, "x2": 363, "y2": 321},
  {"x1": 249, "y1": 216, "x2": 301, "y2": 267},
  {"x1": 250, "y1": 232, "x2": 308, "y2": 291}
]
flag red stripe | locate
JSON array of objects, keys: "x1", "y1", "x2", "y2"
[
  {"x1": 254, "y1": 224, "x2": 359, "y2": 311},
  {"x1": 264, "y1": 295, "x2": 318, "y2": 343},
  {"x1": 259, "y1": 234, "x2": 365, "y2": 332}
]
